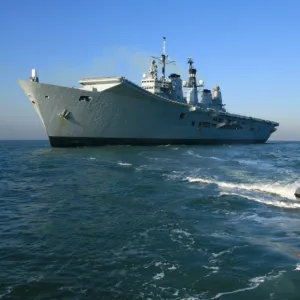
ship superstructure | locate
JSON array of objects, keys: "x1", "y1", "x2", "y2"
[{"x1": 18, "y1": 38, "x2": 279, "y2": 147}]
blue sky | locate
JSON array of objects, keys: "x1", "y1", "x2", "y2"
[{"x1": 0, "y1": 0, "x2": 299, "y2": 140}]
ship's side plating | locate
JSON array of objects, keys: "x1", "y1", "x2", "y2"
[
  {"x1": 18, "y1": 79, "x2": 277, "y2": 147},
  {"x1": 18, "y1": 38, "x2": 279, "y2": 147}
]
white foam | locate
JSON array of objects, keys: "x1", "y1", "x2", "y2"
[
  {"x1": 295, "y1": 263, "x2": 300, "y2": 271},
  {"x1": 117, "y1": 162, "x2": 132, "y2": 166},
  {"x1": 153, "y1": 272, "x2": 165, "y2": 280},
  {"x1": 222, "y1": 192, "x2": 300, "y2": 209},
  {"x1": 203, "y1": 266, "x2": 220, "y2": 276},
  {"x1": 249, "y1": 276, "x2": 265, "y2": 284},
  {"x1": 0, "y1": 286, "x2": 13, "y2": 299},
  {"x1": 212, "y1": 249, "x2": 232, "y2": 258},
  {"x1": 237, "y1": 159, "x2": 271, "y2": 169},
  {"x1": 207, "y1": 156, "x2": 225, "y2": 161},
  {"x1": 250, "y1": 270, "x2": 286, "y2": 282},
  {"x1": 172, "y1": 229, "x2": 192, "y2": 237},
  {"x1": 187, "y1": 176, "x2": 300, "y2": 201},
  {"x1": 238, "y1": 213, "x2": 299, "y2": 228},
  {"x1": 164, "y1": 173, "x2": 183, "y2": 181},
  {"x1": 212, "y1": 270, "x2": 285, "y2": 299},
  {"x1": 168, "y1": 265, "x2": 178, "y2": 270},
  {"x1": 195, "y1": 154, "x2": 225, "y2": 161},
  {"x1": 27, "y1": 274, "x2": 44, "y2": 283},
  {"x1": 184, "y1": 150, "x2": 226, "y2": 161},
  {"x1": 212, "y1": 284, "x2": 260, "y2": 299},
  {"x1": 170, "y1": 229, "x2": 195, "y2": 251},
  {"x1": 211, "y1": 245, "x2": 248, "y2": 260},
  {"x1": 135, "y1": 164, "x2": 148, "y2": 172},
  {"x1": 171, "y1": 229, "x2": 195, "y2": 246}
]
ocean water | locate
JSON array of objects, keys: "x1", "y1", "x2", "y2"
[{"x1": 0, "y1": 140, "x2": 300, "y2": 300}]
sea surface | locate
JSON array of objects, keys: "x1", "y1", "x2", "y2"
[{"x1": 0, "y1": 140, "x2": 300, "y2": 300}]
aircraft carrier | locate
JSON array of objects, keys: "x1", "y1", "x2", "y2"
[{"x1": 18, "y1": 38, "x2": 279, "y2": 147}]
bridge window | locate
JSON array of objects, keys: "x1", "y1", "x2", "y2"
[
  {"x1": 191, "y1": 121, "x2": 195, "y2": 126},
  {"x1": 180, "y1": 113, "x2": 186, "y2": 119}
]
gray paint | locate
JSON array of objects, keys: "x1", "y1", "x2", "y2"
[
  {"x1": 18, "y1": 78, "x2": 278, "y2": 147},
  {"x1": 18, "y1": 39, "x2": 279, "y2": 147}
]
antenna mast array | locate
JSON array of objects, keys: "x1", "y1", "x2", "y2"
[{"x1": 151, "y1": 37, "x2": 175, "y2": 79}]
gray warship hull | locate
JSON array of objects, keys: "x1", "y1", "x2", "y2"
[{"x1": 18, "y1": 78, "x2": 278, "y2": 147}]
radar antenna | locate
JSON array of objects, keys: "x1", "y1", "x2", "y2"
[
  {"x1": 187, "y1": 57, "x2": 197, "y2": 88},
  {"x1": 187, "y1": 57, "x2": 194, "y2": 69},
  {"x1": 151, "y1": 37, "x2": 175, "y2": 79}
]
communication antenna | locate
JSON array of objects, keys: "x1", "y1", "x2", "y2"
[
  {"x1": 151, "y1": 37, "x2": 175, "y2": 79},
  {"x1": 187, "y1": 57, "x2": 194, "y2": 69},
  {"x1": 187, "y1": 57, "x2": 197, "y2": 88}
]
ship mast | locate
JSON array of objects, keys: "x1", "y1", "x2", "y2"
[
  {"x1": 152, "y1": 37, "x2": 175, "y2": 80},
  {"x1": 187, "y1": 57, "x2": 197, "y2": 88},
  {"x1": 161, "y1": 37, "x2": 166, "y2": 79}
]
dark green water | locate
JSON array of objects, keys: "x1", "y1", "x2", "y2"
[{"x1": 1, "y1": 140, "x2": 300, "y2": 299}]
